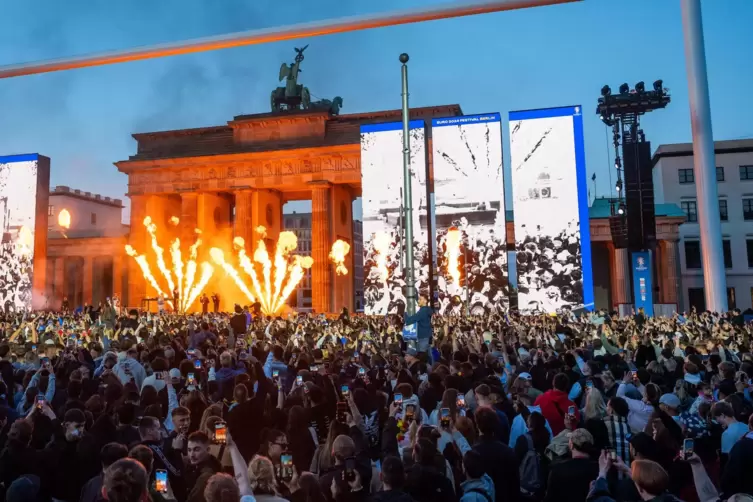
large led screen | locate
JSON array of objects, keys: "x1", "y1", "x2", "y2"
[
  {"x1": 0, "y1": 154, "x2": 45, "y2": 312},
  {"x1": 360, "y1": 121, "x2": 429, "y2": 315},
  {"x1": 508, "y1": 106, "x2": 593, "y2": 313},
  {"x1": 431, "y1": 113, "x2": 509, "y2": 315}
]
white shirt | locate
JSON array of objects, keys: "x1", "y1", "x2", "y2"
[{"x1": 616, "y1": 383, "x2": 654, "y2": 433}]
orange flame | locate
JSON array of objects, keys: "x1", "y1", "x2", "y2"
[
  {"x1": 57, "y1": 209, "x2": 71, "y2": 229},
  {"x1": 444, "y1": 228, "x2": 462, "y2": 285},
  {"x1": 209, "y1": 248, "x2": 255, "y2": 304},
  {"x1": 16, "y1": 226, "x2": 34, "y2": 256},
  {"x1": 329, "y1": 239, "x2": 351, "y2": 275},
  {"x1": 125, "y1": 217, "x2": 212, "y2": 312},
  {"x1": 372, "y1": 232, "x2": 391, "y2": 283}
]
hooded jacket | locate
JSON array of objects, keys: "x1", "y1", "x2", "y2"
[{"x1": 460, "y1": 474, "x2": 495, "y2": 502}]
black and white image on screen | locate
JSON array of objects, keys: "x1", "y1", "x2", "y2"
[
  {"x1": 360, "y1": 122, "x2": 430, "y2": 316},
  {"x1": 509, "y1": 113, "x2": 585, "y2": 313},
  {"x1": 431, "y1": 114, "x2": 509, "y2": 315},
  {"x1": 0, "y1": 157, "x2": 39, "y2": 312}
]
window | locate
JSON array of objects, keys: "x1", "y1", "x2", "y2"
[
  {"x1": 744, "y1": 198, "x2": 753, "y2": 221},
  {"x1": 723, "y1": 239, "x2": 733, "y2": 269},
  {"x1": 678, "y1": 169, "x2": 694, "y2": 184},
  {"x1": 681, "y1": 201, "x2": 698, "y2": 222},
  {"x1": 48, "y1": 205, "x2": 54, "y2": 217},
  {"x1": 740, "y1": 165, "x2": 753, "y2": 180},
  {"x1": 747, "y1": 239, "x2": 753, "y2": 268},
  {"x1": 719, "y1": 199, "x2": 728, "y2": 221},
  {"x1": 728, "y1": 288, "x2": 737, "y2": 310},
  {"x1": 90, "y1": 212, "x2": 97, "y2": 225},
  {"x1": 684, "y1": 241, "x2": 701, "y2": 269},
  {"x1": 688, "y1": 287, "x2": 705, "y2": 312},
  {"x1": 717, "y1": 166, "x2": 725, "y2": 182}
]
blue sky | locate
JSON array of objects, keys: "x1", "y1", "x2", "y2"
[{"x1": 1, "y1": 0, "x2": 751, "y2": 222}]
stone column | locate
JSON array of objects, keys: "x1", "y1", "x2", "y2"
[
  {"x1": 113, "y1": 253, "x2": 123, "y2": 303},
  {"x1": 127, "y1": 194, "x2": 148, "y2": 309},
  {"x1": 54, "y1": 257, "x2": 66, "y2": 308},
  {"x1": 311, "y1": 183, "x2": 332, "y2": 313},
  {"x1": 330, "y1": 185, "x2": 354, "y2": 313},
  {"x1": 612, "y1": 247, "x2": 632, "y2": 308},
  {"x1": 661, "y1": 240, "x2": 680, "y2": 306},
  {"x1": 234, "y1": 189, "x2": 254, "y2": 249},
  {"x1": 83, "y1": 256, "x2": 93, "y2": 306},
  {"x1": 180, "y1": 193, "x2": 199, "y2": 248}
]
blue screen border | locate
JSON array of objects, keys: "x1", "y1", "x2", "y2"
[
  {"x1": 360, "y1": 120, "x2": 424, "y2": 134},
  {"x1": 507, "y1": 105, "x2": 594, "y2": 311},
  {"x1": 0, "y1": 153, "x2": 39, "y2": 164}
]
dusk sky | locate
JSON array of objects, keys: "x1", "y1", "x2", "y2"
[{"x1": 1, "y1": 0, "x2": 751, "y2": 222}]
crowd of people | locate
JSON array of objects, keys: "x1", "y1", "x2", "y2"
[{"x1": 0, "y1": 301, "x2": 752, "y2": 502}]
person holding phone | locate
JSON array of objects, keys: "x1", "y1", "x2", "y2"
[{"x1": 534, "y1": 373, "x2": 580, "y2": 435}]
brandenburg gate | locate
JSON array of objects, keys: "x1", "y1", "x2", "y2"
[{"x1": 116, "y1": 100, "x2": 462, "y2": 313}]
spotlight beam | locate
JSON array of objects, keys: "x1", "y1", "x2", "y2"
[{"x1": 0, "y1": 0, "x2": 579, "y2": 79}]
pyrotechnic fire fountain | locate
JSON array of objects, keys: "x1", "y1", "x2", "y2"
[
  {"x1": 124, "y1": 217, "x2": 214, "y2": 312},
  {"x1": 126, "y1": 216, "x2": 352, "y2": 314}
]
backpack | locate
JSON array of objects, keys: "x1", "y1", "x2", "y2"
[{"x1": 519, "y1": 433, "x2": 543, "y2": 496}]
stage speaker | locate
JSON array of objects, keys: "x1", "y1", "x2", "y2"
[
  {"x1": 622, "y1": 139, "x2": 655, "y2": 250},
  {"x1": 609, "y1": 215, "x2": 628, "y2": 249}
]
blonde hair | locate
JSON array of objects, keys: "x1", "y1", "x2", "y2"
[
  {"x1": 247, "y1": 455, "x2": 279, "y2": 495},
  {"x1": 584, "y1": 387, "x2": 607, "y2": 420}
]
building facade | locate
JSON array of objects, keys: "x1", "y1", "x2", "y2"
[
  {"x1": 653, "y1": 139, "x2": 753, "y2": 311},
  {"x1": 44, "y1": 186, "x2": 128, "y2": 309}
]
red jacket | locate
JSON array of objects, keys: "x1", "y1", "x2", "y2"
[{"x1": 534, "y1": 389, "x2": 579, "y2": 435}]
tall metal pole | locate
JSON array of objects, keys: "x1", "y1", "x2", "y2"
[
  {"x1": 400, "y1": 53, "x2": 417, "y2": 316},
  {"x1": 681, "y1": 0, "x2": 727, "y2": 312}
]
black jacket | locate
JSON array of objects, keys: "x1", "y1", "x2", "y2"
[
  {"x1": 473, "y1": 435, "x2": 520, "y2": 502},
  {"x1": 544, "y1": 457, "x2": 599, "y2": 502},
  {"x1": 368, "y1": 489, "x2": 416, "y2": 502},
  {"x1": 404, "y1": 464, "x2": 454, "y2": 502}
]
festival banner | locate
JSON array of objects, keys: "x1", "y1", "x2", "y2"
[{"x1": 631, "y1": 250, "x2": 654, "y2": 316}]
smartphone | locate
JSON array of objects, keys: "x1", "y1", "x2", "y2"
[
  {"x1": 358, "y1": 367, "x2": 366, "y2": 377},
  {"x1": 586, "y1": 380, "x2": 594, "y2": 390},
  {"x1": 683, "y1": 438, "x2": 694, "y2": 460},
  {"x1": 41, "y1": 357, "x2": 50, "y2": 367},
  {"x1": 337, "y1": 401, "x2": 349, "y2": 423},
  {"x1": 280, "y1": 454, "x2": 294, "y2": 481},
  {"x1": 322, "y1": 349, "x2": 330, "y2": 359},
  {"x1": 341, "y1": 385, "x2": 349, "y2": 398},
  {"x1": 31, "y1": 344, "x2": 37, "y2": 351},
  {"x1": 187, "y1": 373, "x2": 196, "y2": 386},
  {"x1": 155, "y1": 372, "x2": 163, "y2": 380},
  {"x1": 440, "y1": 407, "x2": 451, "y2": 427},
  {"x1": 568, "y1": 405, "x2": 576, "y2": 416},
  {"x1": 296, "y1": 375, "x2": 303, "y2": 385},
  {"x1": 273, "y1": 369, "x2": 280, "y2": 379},
  {"x1": 309, "y1": 365, "x2": 318, "y2": 372},
  {"x1": 155, "y1": 469, "x2": 168, "y2": 493},
  {"x1": 36, "y1": 394, "x2": 45, "y2": 409},
  {"x1": 394, "y1": 393, "x2": 403, "y2": 405},
  {"x1": 345, "y1": 457, "x2": 356, "y2": 482},
  {"x1": 457, "y1": 394, "x2": 466, "y2": 408},
  {"x1": 405, "y1": 404, "x2": 416, "y2": 421},
  {"x1": 194, "y1": 359, "x2": 202, "y2": 369},
  {"x1": 214, "y1": 422, "x2": 227, "y2": 445}
]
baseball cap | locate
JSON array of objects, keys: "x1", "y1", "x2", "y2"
[
  {"x1": 659, "y1": 393, "x2": 681, "y2": 409},
  {"x1": 517, "y1": 372, "x2": 532, "y2": 381},
  {"x1": 406, "y1": 347, "x2": 418, "y2": 358},
  {"x1": 567, "y1": 428, "x2": 594, "y2": 449},
  {"x1": 169, "y1": 368, "x2": 182, "y2": 380}
]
